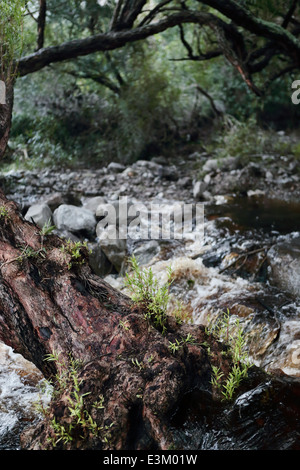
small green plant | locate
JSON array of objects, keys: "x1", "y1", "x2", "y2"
[
  {"x1": 207, "y1": 309, "x2": 252, "y2": 401},
  {"x1": 0, "y1": 206, "x2": 10, "y2": 220},
  {"x1": 124, "y1": 255, "x2": 172, "y2": 334},
  {"x1": 168, "y1": 333, "x2": 196, "y2": 354},
  {"x1": 40, "y1": 219, "x2": 56, "y2": 237},
  {"x1": 172, "y1": 300, "x2": 193, "y2": 325},
  {"x1": 9, "y1": 243, "x2": 47, "y2": 267},
  {"x1": 210, "y1": 365, "x2": 224, "y2": 390},
  {"x1": 131, "y1": 358, "x2": 145, "y2": 371},
  {"x1": 119, "y1": 320, "x2": 130, "y2": 331},
  {"x1": 168, "y1": 339, "x2": 182, "y2": 354},
  {"x1": 60, "y1": 239, "x2": 91, "y2": 270},
  {"x1": 40, "y1": 351, "x2": 113, "y2": 449}
]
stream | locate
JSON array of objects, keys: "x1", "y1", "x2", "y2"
[{"x1": 0, "y1": 152, "x2": 299, "y2": 449}]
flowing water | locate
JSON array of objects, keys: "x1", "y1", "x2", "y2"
[
  {"x1": 0, "y1": 178, "x2": 300, "y2": 448},
  {"x1": 0, "y1": 342, "x2": 50, "y2": 449}
]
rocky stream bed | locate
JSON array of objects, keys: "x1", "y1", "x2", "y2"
[{"x1": 0, "y1": 147, "x2": 300, "y2": 450}]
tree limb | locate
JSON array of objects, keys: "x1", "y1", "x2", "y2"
[
  {"x1": 16, "y1": 10, "x2": 234, "y2": 76},
  {"x1": 282, "y1": 0, "x2": 298, "y2": 29},
  {"x1": 12, "y1": 1, "x2": 300, "y2": 92},
  {"x1": 36, "y1": 0, "x2": 47, "y2": 51},
  {"x1": 200, "y1": 0, "x2": 300, "y2": 56}
]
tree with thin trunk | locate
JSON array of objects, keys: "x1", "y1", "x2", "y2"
[{"x1": 0, "y1": 0, "x2": 300, "y2": 450}]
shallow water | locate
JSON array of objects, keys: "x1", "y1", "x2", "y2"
[{"x1": 207, "y1": 195, "x2": 300, "y2": 234}]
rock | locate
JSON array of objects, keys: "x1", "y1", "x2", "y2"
[
  {"x1": 193, "y1": 181, "x2": 207, "y2": 200},
  {"x1": 132, "y1": 240, "x2": 160, "y2": 266},
  {"x1": 219, "y1": 156, "x2": 239, "y2": 171},
  {"x1": 107, "y1": 162, "x2": 126, "y2": 173},
  {"x1": 122, "y1": 167, "x2": 137, "y2": 178},
  {"x1": 267, "y1": 237, "x2": 300, "y2": 298},
  {"x1": 40, "y1": 192, "x2": 64, "y2": 211},
  {"x1": 82, "y1": 196, "x2": 107, "y2": 215},
  {"x1": 204, "y1": 174, "x2": 211, "y2": 184},
  {"x1": 96, "y1": 198, "x2": 135, "y2": 234},
  {"x1": 53, "y1": 204, "x2": 96, "y2": 235},
  {"x1": 178, "y1": 176, "x2": 191, "y2": 188},
  {"x1": 88, "y1": 243, "x2": 116, "y2": 277},
  {"x1": 96, "y1": 225, "x2": 127, "y2": 273},
  {"x1": 202, "y1": 158, "x2": 219, "y2": 173},
  {"x1": 157, "y1": 165, "x2": 179, "y2": 181},
  {"x1": 151, "y1": 156, "x2": 168, "y2": 165},
  {"x1": 53, "y1": 229, "x2": 81, "y2": 242},
  {"x1": 247, "y1": 189, "x2": 265, "y2": 198},
  {"x1": 24, "y1": 203, "x2": 53, "y2": 228},
  {"x1": 265, "y1": 170, "x2": 273, "y2": 181},
  {"x1": 133, "y1": 160, "x2": 162, "y2": 175}
]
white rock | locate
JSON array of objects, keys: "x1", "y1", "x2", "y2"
[
  {"x1": 25, "y1": 203, "x2": 53, "y2": 228},
  {"x1": 53, "y1": 204, "x2": 96, "y2": 234},
  {"x1": 82, "y1": 196, "x2": 107, "y2": 214},
  {"x1": 193, "y1": 181, "x2": 207, "y2": 200},
  {"x1": 107, "y1": 162, "x2": 126, "y2": 173}
]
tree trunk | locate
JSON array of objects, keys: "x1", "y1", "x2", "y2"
[{"x1": 0, "y1": 81, "x2": 14, "y2": 160}]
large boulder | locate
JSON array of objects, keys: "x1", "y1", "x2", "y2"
[
  {"x1": 24, "y1": 203, "x2": 53, "y2": 228},
  {"x1": 53, "y1": 204, "x2": 96, "y2": 235}
]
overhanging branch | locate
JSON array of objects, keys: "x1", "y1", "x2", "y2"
[
  {"x1": 17, "y1": 10, "x2": 232, "y2": 76},
  {"x1": 14, "y1": 1, "x2": 300, "y2": 95}
]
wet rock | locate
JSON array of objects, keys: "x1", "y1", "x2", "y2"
[
  {"x1": 132, "y1": 240, "x2": 161, "y2": 266},
  {"x1": 53, "y1": 204, "x2": 96, "y2": 235},
  {"x1": 24, "y1": 203, "x2": 53, "y2": 228},
  {"x1": 193, "y1": 181, "x2": 207, "y2": 200},
  {"x1": 245, "y1": 312, "x2": 281, "y2": 358},
  {"x1": 267, "y1": 237, "x2": 300, "y2": 297},
  {"x1": 96, "y1": 228, "x2": 127, "y2": 273},
  {"x1": 88, "y1": 243, "x2": 116, "y2": 277}
]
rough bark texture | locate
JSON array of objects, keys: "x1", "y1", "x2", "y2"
[{"x1": 0, "y1": 81, "x2": 14, "y2": 161}]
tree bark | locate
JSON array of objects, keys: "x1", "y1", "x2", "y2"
[
  {"x1": 36, "y1": 0, "x2": 47, "y2": 51},
  {"x1": 0, "y1": 81, "x2": 14, "y2": 160}
]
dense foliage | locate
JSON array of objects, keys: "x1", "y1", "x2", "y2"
[{"x1": 4, "y1": 0, "x2": 300, "y2": 168}]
